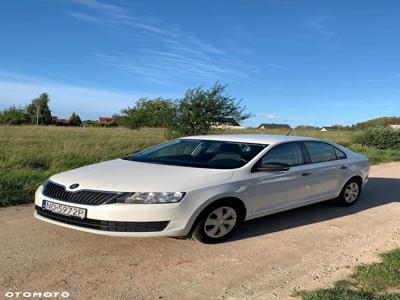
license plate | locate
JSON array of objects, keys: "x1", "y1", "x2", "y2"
[{"x1": 42, "y1": 200, "x2": 87, "y2": 219}]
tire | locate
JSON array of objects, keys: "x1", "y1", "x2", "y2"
[
  {"x1": 191, "y1": 201, "x2": 242, "y2": 244},
  {"x1": 336, "y1": 178, "x2": 362, "y2": 206}
]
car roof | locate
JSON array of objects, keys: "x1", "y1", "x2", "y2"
[{"x1": 180, "y1": 134, "x2": 320, "y2": 145}]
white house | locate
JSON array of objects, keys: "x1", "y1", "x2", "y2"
[
  {"x1": 385, "y1": 120, "x2": 400, "y2": 130},
  {"x1": 211, "y1": 118, "x2": 247, "y2": 130}
]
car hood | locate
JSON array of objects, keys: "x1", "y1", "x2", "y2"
[{"x1": 49, "y1": 159, "x2": 234, "y2": 192}]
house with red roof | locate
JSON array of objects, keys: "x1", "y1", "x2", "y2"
[{"x1": 97, "y1": 117, "x2": 114, "y2": 124}]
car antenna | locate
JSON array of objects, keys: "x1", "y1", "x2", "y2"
[{"x1": 286, "y1": 129, "x2": 293, "y2": 136}]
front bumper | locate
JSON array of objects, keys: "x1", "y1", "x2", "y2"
[
  {"x1": 35, "y1": 205, "x2": 170, "y2": 231},
  {"x1": 34, "y1": 186, "x2": 193, "y2": 237}
]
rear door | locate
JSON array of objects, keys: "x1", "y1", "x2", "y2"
[{"x1": 301, "y1": 141, "x2": 346, "y2": 200}]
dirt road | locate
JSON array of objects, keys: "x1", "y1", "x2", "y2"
[{"x1": 1, "y1": 163, "x2": 399, "y2": 300}]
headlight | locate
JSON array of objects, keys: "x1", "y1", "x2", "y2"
[{"x1": 115, "y1": 192, "x2": 185, "y2": 204}]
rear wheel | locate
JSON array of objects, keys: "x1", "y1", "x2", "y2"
[
  {"x1": 336, "y1": 178, "x2": 362, "y2": 206},
  {"x1": 191, "y1": 202, "x2": 241, "y2": 244}
]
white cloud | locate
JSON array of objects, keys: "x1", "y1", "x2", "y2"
[
  {"x1": 266, "y1": 63, "x2": 288, "y2": 70},
  {"x1": 66, "y1": 0, "x2": 257, "y2": 84},
  {"x1": 264, "y1": 113, "x2": 282, "y2": 119},
  {"x1": 68, "y1": 0, "x2": 179, "y2": 38},
  {"x1": 306, "y1": 16, "x2": 335, "y2": 36},
  {"x1": 91, "y1": 43, "x2": 255, "y2": 84},
  {"x1": 65, "y1": 11, "x2": 99, "y2": 22},
  {"x1": 69, "y1": 0, "x2": 124, "y2": 17}
]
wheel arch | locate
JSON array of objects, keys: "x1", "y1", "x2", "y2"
[
  {"x1": 187, "y1": 196, "x2": 247, "y2": 237},
  {"x1": 340, "y1": 175, "x2": 363, "y2": 192},
  {"x1": 351, "y1": 175, "x2": 363, "y2": 185}
]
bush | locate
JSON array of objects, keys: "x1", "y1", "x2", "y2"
[
  {"x1": 118, "y1": 84, "x2": 251, "y2": 136},
  {"x1": 353, "y1": 126, "x2": 400, "y2": 150},
  {"x1": 168, "y1": 83, "x2": 251, "y2": 136},
  {"x1": 349, "y1": 144, "x2": 400, "y2": 164},
  {"x1": 68, "y1": 112, "x2": 82, "y2": 126},
  {"x1": 117, "y1": 98, "x2": 175, "y2": 129},
  {"x1": 0, "y1": 106, "x2": 30, "y2": 125}
]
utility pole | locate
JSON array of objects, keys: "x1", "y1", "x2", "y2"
[{"x1": 36, "y1": 104, "x2": 40, "y2": 125}]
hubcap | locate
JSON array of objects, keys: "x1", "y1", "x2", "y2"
[
  {"x1": 344, "y1": 182, "x2": 359, "y2": 203},
  {"x1": 204, "y1": 207, "x2": 237, "y2": 238}
]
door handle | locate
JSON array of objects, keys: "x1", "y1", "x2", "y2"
[
  {"x1": 302, "y1": 172, "x2": 311, "y2": 176},
  {"x1": 340, "y1": 166, "x2": 348, "y2": 169}
]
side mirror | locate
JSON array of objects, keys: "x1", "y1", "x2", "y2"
[{"x1": 256, "y1": 163, "x2": 290, "y2": 172}]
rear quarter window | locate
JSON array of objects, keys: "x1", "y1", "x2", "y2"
[{"x1": 334, "y1": 147, "x2": 347, "y2": 159}]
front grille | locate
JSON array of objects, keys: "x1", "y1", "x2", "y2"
[
  {"x1": 42, "y1": 181, "x2": 121, "y2": 205},
  {"x1": 36, "y1": 206, "x2": 169, "y2": 232}
]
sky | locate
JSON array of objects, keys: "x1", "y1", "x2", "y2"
[{"x1": 0, "y1": 0, "x2": 399, "y2": 127}]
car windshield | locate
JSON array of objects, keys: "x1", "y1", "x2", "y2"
[{"x1": 125, "y1": 139, "x2": 267, "y2": 169}]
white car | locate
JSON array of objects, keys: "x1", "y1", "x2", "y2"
[{"x1": 34, "y1": 134, "x2": 369, "y2": 243}]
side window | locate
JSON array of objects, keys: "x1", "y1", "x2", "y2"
[
  {"x1": 304, "y1": 142, "x2": 336, "y2": 163},
  {"x1": 261, "y1": 142, "x2": 305, "y2": 167},
  {"x1": 334, "y1": 147, "x2": 347, "y2": 159},
  {"x1": 204, "y1": 142, "x2": 222, "y2": 154}
]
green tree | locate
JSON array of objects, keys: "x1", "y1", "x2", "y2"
[
  {"x1": 117, "y1": 97, "x2": 175, "y2": 129},
  {"x1": 26, "y1": 93, "x2": 53, "y2": 125},
  {"x1": 68, "y1": 112, "x2": 82, "y2": 126},
  {"x1": 0, "y1": 106, "x2": 30, "y2": 125},
  {"x1": 169, "y1": 83, "x2": 251, "y2": 136}
]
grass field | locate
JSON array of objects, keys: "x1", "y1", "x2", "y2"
[
  {"x1": 0, "y1": 126, "x2": 166, "y2": 206},
  {"x1": 296, "y1": 249, "x2": 400, "y2": 299},
  {"x1": 1, "y1": 125, "x2": 400, "y2": 206}
]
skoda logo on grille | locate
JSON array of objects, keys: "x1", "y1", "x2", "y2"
[{"x1": 69, "y1": 183, "x2": 79, "y2": 190}]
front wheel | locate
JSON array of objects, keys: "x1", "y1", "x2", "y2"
[
  {"x1": 191, "y1": 203, "x2": 240, "y2": 244},
  {"x1": 336, "y1": 179, "x2": 362, "y2": 206}
]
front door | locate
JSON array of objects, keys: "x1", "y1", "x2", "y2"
[{"x1": 251, "y1": 142, "x2": 314, "y2": 215}]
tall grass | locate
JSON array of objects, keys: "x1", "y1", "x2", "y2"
[
  {"x1": 0, "y1": 126, "x2": 399, "y2": 206},
  {"x1": 0, "y1": 126, "x2": 166, "y2": 206}
]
